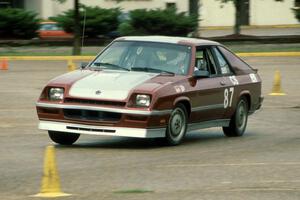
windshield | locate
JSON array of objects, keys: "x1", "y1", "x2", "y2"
[
  {"x1": 90, "y1": 41, "x2": 192, "y2": 75},
  {"x1": 39, "y1": 23, "x2": 62, "y2": 31}
]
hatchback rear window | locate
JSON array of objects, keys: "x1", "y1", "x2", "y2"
[{"x1": 218, "y1": 46, "x2": 254, "y2": 74}]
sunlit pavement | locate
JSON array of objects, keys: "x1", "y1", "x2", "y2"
[{"x1": 0, "y1": 57, "x2": 299, "y2": 200}]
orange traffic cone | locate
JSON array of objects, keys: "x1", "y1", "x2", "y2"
[
  {"x1": 269, "y1": 70, "x2": 286, "y2": 96},
  {"x1": 0, "y1": 58, "x2": 8, "y2": 70}
]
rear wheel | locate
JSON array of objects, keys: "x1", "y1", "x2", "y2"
[
  {"x1": 48, "y1": 131, "x2": 80, "y2": 145},
  {"x1": 223, "y1": 97, "x2": 248, "y2": 137},
  {"x1": 164, "y1": 104, "x2": 188, "y2": 145}
]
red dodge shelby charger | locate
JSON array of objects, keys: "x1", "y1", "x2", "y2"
[{"x1": 36, "y1": 36, "x2": 263, "y2": 145}]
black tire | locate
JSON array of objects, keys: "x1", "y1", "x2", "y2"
[
  {"x1": 223, "y1": 97, "x2": 249, "y2": 137},
  {"x1": 48, "y1": 131, "x2": 80, "y2": 145},
  {"x1": 164, "y1": 103, "x2": 188, "y2": 145}
]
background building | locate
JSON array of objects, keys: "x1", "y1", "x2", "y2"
[{"x1": 1, "y1": 0, "x2": 299, "y2": 26}]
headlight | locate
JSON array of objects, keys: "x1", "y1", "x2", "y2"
[
  {"x1": 136, "y1": 94, "x2": 151, "y2": 107},
  {"x1": 49, "y1": 88, "x2": 64, "y2": 101}
]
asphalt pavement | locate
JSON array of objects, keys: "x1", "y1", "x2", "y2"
[{"x1": 0, "y1": 57, "x2": 299, "y2": 200}]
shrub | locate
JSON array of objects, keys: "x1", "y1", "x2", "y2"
[
  {"x1": 50, "y1": 5, "x2": 120, "y2": 38},
  {"x1": 117, "y1": 21, "x2": 136, "y2": 36},
  {"x1": 0, "y1": 8, "x2": 39, "y2": 39},
  {"x1": 118, "y1": 8, "x2": 198, "y2": 36},
  {"x1": 293, "y1": 8, "x2": 300, "y2": 22}
]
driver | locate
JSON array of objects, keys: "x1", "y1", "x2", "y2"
[{"x1": 166, "y1": 51, "x2": 188, "y2": 74}]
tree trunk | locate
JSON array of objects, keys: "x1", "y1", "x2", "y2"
[
  {"x1": 189, "y1": 0, "x2": 200, "y2": 37},
  {"x1": 234, "y1": 0, "x2": 242, "y2": 35},
  {"x1": 72, "y1": 0, "x2": 81, "y2": 55}
]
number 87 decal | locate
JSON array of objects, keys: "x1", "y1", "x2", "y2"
[{"x1": 224, "y1": 87, "x2": 234, "y2": 108}]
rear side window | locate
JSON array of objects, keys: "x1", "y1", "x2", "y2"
[
  {"x1": 218, "y1": 46, "x2": 254, "y2": 74},
  {"x1": 212, "y1": 47, "x2": 232, "y2": 75}
]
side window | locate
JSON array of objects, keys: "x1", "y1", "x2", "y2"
[
  {"x1": 166, "y1": 2, "x2": 176, "y2": 9},
  {"x1": 206, "y1": 49, "x2": 218, "y2": 75},
  {"x1": 212, "y1": 47, "x2": 232, "y2": 75},
  {"x1": 195, "y1": 48, "x2": 218, "y2": 76},
  {"x1": 195, "y1": 50, "x2": 206, "y2": 71}
]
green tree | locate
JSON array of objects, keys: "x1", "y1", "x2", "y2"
[
  {"x1": 54, "y1": 0, "x2": 81, "y2": 55},
  {"x1": 118, "y1": 8, "x2": 197, "y2": 36},
  {"x1": 293, "y1": 7, "x2": 300, "y2": 22},
  {"x1": 220, "y1": 0, "x2": 246, "y2": 35},
  {"x1": 0, "y1": 8, "x2": 40, "y2": 39},
  {"x1": 115, "y1": 0, "x2": 201, "y2": 37},
  {"x1": 51, "y1": 6, "x2": 120, "y2": 38},
  {"x1": 189, "y1": 0, "x2": 200, "y2": 37},
  {"x1": 220, "y1": 0, "x2": 283, "y2": 35}
]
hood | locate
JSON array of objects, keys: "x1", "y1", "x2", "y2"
[
  {"x1": 68, "y1": 70, "x2": 158, "y2": 101},
  {"x1": 133, "y1": 75, "x2": 187, "y2": 92}
]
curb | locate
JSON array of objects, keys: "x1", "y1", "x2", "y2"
[
  {"x1": 0, "y1": 52, "x2": 299, "y2": 61},
  {"x1": 236, "y1": 52, "x2": 300, "y2": 57},
  {"x1": 0, "y1": 56, "x2": 95, "y2": 61},
  {"x1": 200, "y1": 24, "x2": 300, "y2": 30}
]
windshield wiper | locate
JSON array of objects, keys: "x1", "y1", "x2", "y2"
[
  {"x1": 158, "y1": 70, "x2": 175, "y2": 75},
  {"x1": 131, "y1": 67, "x2": 174, "y2": 75},
  {"x1": 131, "y1": 67, "x2": 151, "y2": 72},
  {"x1": 93, "y1": 62, "x2": 130, "y2": 71}
]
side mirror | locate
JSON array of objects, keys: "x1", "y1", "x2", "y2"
[
  {"x1": 193, "y1": 70, "x2": 209, "y2": 78},
  {"x1": 80, "y1": 62, "x2": 89, "y2": 69}
]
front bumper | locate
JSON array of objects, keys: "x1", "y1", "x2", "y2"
[
  {"x1": 39, "y1": 120, "x2": 166, "y2": 138},
  {"x1": 36, "y1": 102, "x2": 171, "y2": 116},
  {"x1": 36, "y1": 102, "x2": 171, "y2": 129}
]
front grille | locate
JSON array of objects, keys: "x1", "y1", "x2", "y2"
[
  {"x1": 64, "y1": 109, "x2": 121, "y2": 122},
  {"x1": 64, "y1": 98, "x2": 126, "y2": 107}
]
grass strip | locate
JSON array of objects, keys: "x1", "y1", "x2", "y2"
[{"x1": 113, "y1": 189, "x2": 154, "y2": 194}]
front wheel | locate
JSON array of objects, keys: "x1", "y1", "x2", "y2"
[
  {"x1": 48, "y1": 131, "x2": 80, "y2": 145},
  {"x1": 165, "y1": 104, "x2": 188, "y2": 145},
  {"x1": 223, "y1": 97, "x2": 249, "y2": 137}
]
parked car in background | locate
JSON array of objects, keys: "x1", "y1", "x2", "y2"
[
  {"x1": 36, "y1": 36, "x2": 263, "y2": 146},
  {"x1": 38, "y1": 21, "x2": 73, "y2": 40}
]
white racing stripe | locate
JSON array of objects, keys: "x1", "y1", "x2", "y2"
[{"x1": 69, "y1": 70, "x2": 158, "y2": 100}]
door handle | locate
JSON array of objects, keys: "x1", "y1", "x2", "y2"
[{"x1": 220, "y1": 81, "x2": 226, "y2": 86}]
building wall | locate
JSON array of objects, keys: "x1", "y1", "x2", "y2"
[
  {"x1": 250, "y1": 0, "x2": 298, "y2": 25},
  {"x1": 38, "y1": 0, "x2": 189, "y2": 19},
  {"x1": 94, "y1": 0, "x2": 188, "y2": 13},
  {"x1": 51, "y1": 0, "x2": 73, "y2": 17},
  {"x1": 30, "y1": 0, "x2": 298, "y2": 26},
  {"x1": 25, "y1": 0, "x2": 66, "y2": 19},
  {"x1": 24, "y1": 0, "x2": 41, "y2": 15},
  {"x1": 199, "y1": 0, "x2": 235, "y2": 26},
  {"x1": 200, "y1": 0, "x2": 298, "y2": 26}
]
